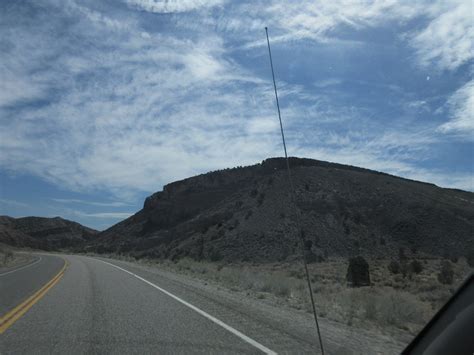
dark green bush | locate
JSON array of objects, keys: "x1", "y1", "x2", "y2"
[
  {"x1": 209, "y1": 249, "x2": 222, "y2": 262},
  {"x1": 410, "y1": 259, "x2": 423, "y2": 274},
  {"x1": 466, "y1": 250, "x2": 474, "y2": 267},
  {"x1": 388, "y1": 260, "x2": 400, "y2": 274},
  {"x1": 398, "y1": 247, "x2": 407, "y2": 261},
  {"x1": 245, "y1": 210, "x2": 253, "y2": 220},
  {"x1": 346, "y1": 256, "x2": 370, "y2": 287},
  {"x1": 305, "y1": 250, "x2": 319, "y2": 263},
  {"x1": 437, "y1": 261, "x2": 454, "y2": 285}
]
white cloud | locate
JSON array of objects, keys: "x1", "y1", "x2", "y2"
[
  {"x1": 437, "y1": 80, "x2": 474, "y2": 137},
  {"x1": 224, "y1": 0, "x2": 424, "y2": 49},
  {"x1": 0, "y1": 5, "x2": 281, "y2": 197},
  {"x1": 0, "y1": 0, "x2": 472, "y2": 207},
  {"x1": 78, "y1": 212, "x2": 134, "y2": 219},
  {"x1": 66, "y1": 1, "x2": 134, "y2": 31},
  {"x1": 410, "y1": 1, "x2": 473, "y2": 71},
  {"x1": 125, "y1": 0, "x2": 224, "y2": 13},
  {"x1": 0, "y1": 72, "x2": 46, "y2": 107},
  {"x1": 297, "y1": 142, "x2": 474, "y2": 192},
  {"x1": 0, "y1": 198, "x2": 29, "y2": 209},
  {"x1": 246, "y1": 116, "x2": 280, "y2": 134},
  {"x1": 314, "y1": 78, "x2": 342, "y2": 88},
  {"x1": 51, "y1": 198, "x2": 131, "y2": 207}
]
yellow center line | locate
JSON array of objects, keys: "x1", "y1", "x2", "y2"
[{"x1": 0, "y1": 258, "x2": 68, "y2": 334}]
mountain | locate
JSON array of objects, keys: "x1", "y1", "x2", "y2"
[
  {"x1": 88, "y1": 157, "x2": 474, "y2": 263},
  {"x1": 0, "y1": 216, "x2": 98, "y2": 250}
]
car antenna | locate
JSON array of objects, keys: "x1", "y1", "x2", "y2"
[{"x1": 265, "y1": 27, "x2": 325, "y2": 355}]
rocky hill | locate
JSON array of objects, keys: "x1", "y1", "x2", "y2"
[
  {"x1": 88, "y1": 157, "x2": 474, "y2": 263},
  {"x1": 0, "y1": 216, "x2": 98, "y2": 250}
]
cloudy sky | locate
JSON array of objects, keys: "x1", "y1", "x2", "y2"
[{"x1": 0, "y1": 0, "x2": 472, "y2": 230}]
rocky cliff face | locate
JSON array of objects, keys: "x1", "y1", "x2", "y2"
[
  {"x1": 0, "y1": 216, "x2": 98, "y2": 250},
  {"x1": 89, "y1": 157, "x2": 474, "y2": 262}
]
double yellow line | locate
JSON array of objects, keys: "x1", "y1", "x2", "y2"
[{"x1": 0, "y1": 258, "x2": 68, "y2": 334}]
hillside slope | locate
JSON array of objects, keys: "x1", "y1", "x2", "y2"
[
  {"x1": 90, "y1": 157, "x2": 474, "y2": 262},
  {"x1": 0, "y1": 216, "x2": 98, "y2": 250}
]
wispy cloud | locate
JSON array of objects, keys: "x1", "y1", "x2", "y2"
[
  {"x1": 0, "y1": 3, "x2": 282, "y2": 196},
  {"x1": 125, "y1": 0, "x2": 224, "y2": 13},
  {"x1": 51, "y1": 198, "x2": 131, "y2": 207},
  {"x1": 0, "y1": 0, "x2": 472, "y2": 218},
  {"x1": 220, "y1": 1, "x2": 424, "y2": 49},
  {"x1": 77, "y1": 212, "x2": 134, "y2": 219},
  {"x1": 0, "y1": 198, "x2": 29, "y2": 209},
  {"x1": 437, "y1": 80, "x2": 474, "y2": 138},
  {"x1": 314, "y1": 78, "x2": 343, "y2": 88},
  {"x1": 409, "y1": 1, "x2": 473, "y2": 71}
]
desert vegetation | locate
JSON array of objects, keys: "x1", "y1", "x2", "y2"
[
  {"x1": 0, "y1": 244, "x2": 37, "y2": 269},
  {"x1": 106, "y1": 253, "x2": 472, "y2": 336},
  {"x1": 0, "y1": 244, "x2": 14, "y2": 266}
]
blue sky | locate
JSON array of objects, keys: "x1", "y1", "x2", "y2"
[{"x1": 0, "y1": 0, "x2": 472, "y2": 230}]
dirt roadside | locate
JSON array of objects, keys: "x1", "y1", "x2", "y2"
[
  {"x1": 0, "y1": 247, "x2": 36, "y2": 271},
  {"x1": 98, "y1": 255, "x2": 414, "y2": 354}
]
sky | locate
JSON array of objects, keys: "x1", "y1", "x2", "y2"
[{"x1": 0, "y1": 0, "x2": 472, "y2": 230}]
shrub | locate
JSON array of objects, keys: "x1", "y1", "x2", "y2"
[
  {"x1": 398, "y1": 247, "x2": 406, "y2": 261},
  {"x1": 344, "y1": 225, "x2": 350, "y2": 235},
  {"x1": 466, "y1": 250, "x2": 474, "y2": 267},
  {"x1": 410, "y1": 259, "x2": 423, "y2": 274},
  {"x1": 400, "y1": 261, "x2": 410, "y2": 278},
  {"x1": 388, "y1": 260, "x2": 400, "y2": 274},
  {"x1": 305, "y1": 250, "x2": 319, "y2": 263},
  {"x1": 346, "y1": 256, "x2": 370, "y2": 287},
  {"x1": 2, "y1": 249, "x2": 13, "y2": 265},
  {"x1": 323, "y1": 249, "x2": 329, "y2": 259},
  {"x1": 437, "y1": 261, "x2": 454, "y2": 285},
  {"x1": 354, "y1": 213, "x2": 362, "y2": 225},
  {"x1": 171, "y1": 251, "x2": 181, "y2": 262},
  {"x1": 209, "y1": 249, "x2": 223, "y2": 262},
  {"x1": 377, "y1": 290, "x2": 426, "y2": 327}
]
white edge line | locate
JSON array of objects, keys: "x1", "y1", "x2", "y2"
[
  {"x1": 95, "y1": 258, "x2": 277, "y2": 355},
  {"x1": 0, "y1": 256, "x2": 42, "y2": 276}
]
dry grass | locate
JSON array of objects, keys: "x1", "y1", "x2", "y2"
[
  {"x1": 0, "y1": 245, "x2": 32, "y2": 268},
  {"x1": 0, "y1": 245, "x2": 14, "y2": 267},
  {"x1": 105, "y1": 253, "x2": 472, "y2": 335}
]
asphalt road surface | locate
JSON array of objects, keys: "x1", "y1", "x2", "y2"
[
  {"x1": 0, "y1": 253, "x2": 406, "y2": 354},
  {"x1": 0, "y1": 254, "x2": 305, "y2": 354}
]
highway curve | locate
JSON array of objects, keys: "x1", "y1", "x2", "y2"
[{"x1": 0, "y1": 254, "x2": 407, "y2": 354}]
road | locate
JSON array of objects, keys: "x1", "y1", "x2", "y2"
[{"x1": 0, "y1": 254, "x2": 406, "y2": 354}]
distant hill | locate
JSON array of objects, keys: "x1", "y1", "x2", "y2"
[
  {"x1": 0, "y1": 216, "x2": 98, "y2": 250},
  {"x1": 88, "y1": 157, "x2": 474, "y2": 262}
]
